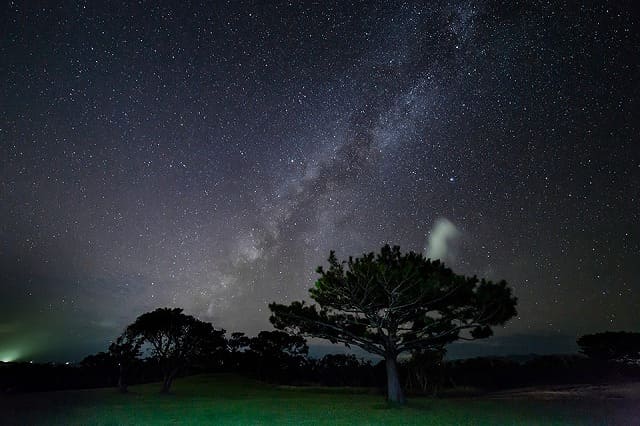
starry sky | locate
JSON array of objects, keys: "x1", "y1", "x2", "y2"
[{"x1": 1, "y1": 0, "x2": 638, "y2": 362}]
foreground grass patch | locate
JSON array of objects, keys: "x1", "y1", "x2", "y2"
[{"x1": 1, "y1": 374, "x2": 638, "y2": 425}]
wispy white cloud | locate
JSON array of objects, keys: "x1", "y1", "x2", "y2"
[{"x1": 425, "y1": 218, "x2": 461, "y2": 263}]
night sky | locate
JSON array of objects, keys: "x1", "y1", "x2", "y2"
[{"x1": 1, "y1": 1, "x2": 638, "y2": 362}]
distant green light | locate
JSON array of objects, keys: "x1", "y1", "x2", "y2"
[{"x1": 0, "y1": 348, "x2": 21, "y2": 362}]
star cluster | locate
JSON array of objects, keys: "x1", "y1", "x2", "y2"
[{"x1": 1, "y1": 0, "x2": 638, "y2": 361}]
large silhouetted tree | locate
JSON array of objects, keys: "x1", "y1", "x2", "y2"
[
  {"x1": 123, "y1": 307, "x2": 226, "y2": 393},
  {"x1": 269, "y1": 245, "x2": 517, "y2": 404}
]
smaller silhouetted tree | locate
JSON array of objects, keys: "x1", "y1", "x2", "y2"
[
  {"x1": 123, "y1": 307, "x2": 226, "y2": 393},
  {"x1": 316, "y1": 354, "x2": 374, "y2": 386},
  {"x1": 80, "y1": 351, "x2": 117, "y2": 387},
  {"x1": 80, "y1": 351, "x2": 114, "y2": 370},
  {"x1": 246, "y1": 330, "x2": 308, "y2": 382},
  {"x1": 229, "y1": 332, "x2": 251, "y2": 353},
  {"x1": 577, "y1": 331, "x2": 640, "y2": 365},
  {"x1": 227, "y1": 332, "x2": 251, "y2": 371},
  {"x1": 108, "y1": 333, "x2": 141, "y2": 393},
  {"x1": 404, "y1": 348, "x2": 447, "y2": 395}
]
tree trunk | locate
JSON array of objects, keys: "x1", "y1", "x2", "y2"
[
  {"x1": 117, "y1": 364, "x2": 128, "y2": 393},
  {"x1": 385, "y1": 356, "x2": 406, "y2": 405},
  {"x1": 161, "y1": 376, "x2": 172, "y2": 393},
  {"x1": 160, "y1": 369, "x2": 178, "y2": 393}
]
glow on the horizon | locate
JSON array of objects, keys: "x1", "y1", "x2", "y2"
[{"x1": 0, "y1": 348, "x2": 21, "y2": 362}]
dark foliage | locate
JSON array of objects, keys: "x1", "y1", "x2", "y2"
[
  {"x1": 0, "y1": 359, "x2": 161, "y2": 393},
  {"x1": 108, "y1": 334, "x2": 142, "y2": 392},
  {"x1": 224, "y1": 332, "x2": 252, "y2": 371},
  {"x1": 243, "y1": 330, "x2": 309, "y2": 383},
  {"x1": 315, "y1": 354, "x2": 380, "y2": 387},
  {"x1": 124, "y1": 307, "x2": 227, "y2": 392},
  {"x1": 404, "y1": 348, "x2": 447, "y2": 395},
  {"x1": 270, "y1": 245, "x2": 518, "y2": 403},
  {"x1": 577, "y1": 331, "x2": 640, "y2": 364},
  {"x1": 6, "y1": 344, "x2": 640, "y2": 395},
  {"x1": 443, "y1": 354, "x2": 640, "y2": 391}
]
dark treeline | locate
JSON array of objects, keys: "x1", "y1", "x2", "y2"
[
  {"x1": 2, "y1": 301, "x2": 637, "y2": 396},
  {"x1": 2, "y1": 340, "x2": 639, "y2": 395},
  {"x1": 405, "y1": 353, "x2": 640, "y2": 395},
  {"x1": 0, "y1": 359, "x2": 160, "y2": 393},
  {"x1": 0, "y1": 334, "x2": 383, "y2": 393}
]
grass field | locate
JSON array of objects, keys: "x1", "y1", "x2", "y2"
[{"x1": 1, "y1": 374, "x2": 638, "y2": 425}]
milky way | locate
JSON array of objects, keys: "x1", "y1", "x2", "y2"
[{"x1": 1, "y1": 1, "x2": 638, "y2": 361}]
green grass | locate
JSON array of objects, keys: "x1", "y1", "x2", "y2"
[{"x1": 1, "y1": 374, "x2": 637, "y2": 425}]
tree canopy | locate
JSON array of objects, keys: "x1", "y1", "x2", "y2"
[
  {"x1": 108, "y1": 333, "x2": 141, "y2": 393},
  {"x1": 269, "y1": 245, "x2": 517, "y2": 404},
  {"x1": 246, "y1": 330, "x2": 309, "y2": 381},
  {"x1": 123, "y1": 307, "x2": 226, "y2": 392}
]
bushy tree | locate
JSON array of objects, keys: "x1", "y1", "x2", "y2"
[
  {"x1": 245, "y1": 330, "x2": 308, "y2": 382},
  {"x1": 123, "y1": 307, "x2": 226, "y2": 392},
  {"x1": 80, "y1": 351, "x2": 114, "y2": 370},
  {"x1": 404, "y1": 348, "x2": 447, "y2": 395},
  {"x1": 316, "y1": 354, "x2": 374, "y2": 386},
  {"x1": 270, "y1": 245, "x2": 517, "y2": 404},
  {"x1": 226, "y1": 332, "x2": 252, "y2": 371},
  {"x1": 229, "y1": 332, "x2": 251, "y2": 354},
  {"x1": 80, "y1": 351, "x2": 117, "y2": 388},
  {"x1": 108, "y1": 333, "x2": 141, "y2": 393}
]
